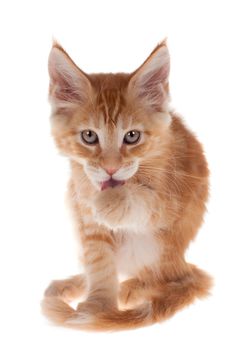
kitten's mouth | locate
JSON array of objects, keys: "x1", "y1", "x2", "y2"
[{"x1": 100, "y1": 178, "x2": 125, "y2": 191}]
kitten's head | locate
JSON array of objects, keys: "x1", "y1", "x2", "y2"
[{"x1": 48, "y1": 41, "x2": 171, "y2": 190}]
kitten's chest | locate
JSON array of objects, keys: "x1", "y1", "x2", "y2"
[{"x1": 114, "y1": 229, "x2": 162, "y2": 277}]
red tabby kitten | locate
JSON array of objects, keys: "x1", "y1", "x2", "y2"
[{"x1": 42, "y1": 40, "x2": 212, "y2": 331}]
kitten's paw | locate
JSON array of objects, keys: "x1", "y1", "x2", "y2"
[
  {"x1": 77, "y1": 295, "x2": 116, "y2": 313},
  {"x1": 44, "y1": 281, "x2": 77, "y2": 303},
  {"x1": 93, "y1": 187, "x2": 130, "y2": 228},
  {"x1": 119, "y1": 279, "x2": 145, "y2": 308},
  {"x1": 44, "y1": 275, "x2": 86, "y2": 302}
]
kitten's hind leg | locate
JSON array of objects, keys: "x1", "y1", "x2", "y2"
[
  {"x1": 119, "y1": 263, "x2": 212, "y2": 321},
  {"x1": 44, "y1": 274, "x2": 86, "y2": 303}
]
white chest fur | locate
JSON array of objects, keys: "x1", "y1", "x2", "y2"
[{"x1": 115, "y1": 230, "x2": 162, "y2": 277}]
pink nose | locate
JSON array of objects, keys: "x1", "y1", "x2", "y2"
[{"x1": 104, "y1": 168, "x2": 119, "y2": 175}]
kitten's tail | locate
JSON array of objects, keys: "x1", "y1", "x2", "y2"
[{"x1": 41, "y1": 265, "x2": 212, "y2": 331}]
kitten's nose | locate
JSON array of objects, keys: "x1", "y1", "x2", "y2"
[{"x1": 104, "y1": 167, "x2": 119, "y2": 175}]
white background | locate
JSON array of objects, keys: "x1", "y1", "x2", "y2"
[{"x1": 0, "y1": 0, "x2": 232, "y2": 349}]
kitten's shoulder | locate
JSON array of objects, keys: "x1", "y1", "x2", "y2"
[{"x1": 169, "y1": 111, "x2": 209, "y2": 177}]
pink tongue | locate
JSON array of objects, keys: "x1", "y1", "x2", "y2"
[{"x1": 101, "y1": 178, "x2": 125, "y2": 191}]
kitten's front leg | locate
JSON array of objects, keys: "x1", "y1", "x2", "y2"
[
  {"x1": 92, "y1": 184, "x2": 155, "y2": 230},
  {"x1": 78, "y1": 223, "x2": 118, "y2": 314}
]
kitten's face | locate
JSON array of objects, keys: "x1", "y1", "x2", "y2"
[{"x1": 49, "y1": 41, "x2": 171, "y2": 190}]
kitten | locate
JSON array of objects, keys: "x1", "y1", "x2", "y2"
[{"x1": 42, "y1": 40, "x2": 212, "y2": 331}]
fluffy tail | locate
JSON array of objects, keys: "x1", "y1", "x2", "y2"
[{"x1": 41, "y1": 265, "x2": 212, "y2": 331}]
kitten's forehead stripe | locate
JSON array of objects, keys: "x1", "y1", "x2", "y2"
[
  {"x1": 97, "y1": 89, "x2": 125, "y2": 124},
  {"x1": 89, "y1": 73, "x2": 130, "y2": 125}
]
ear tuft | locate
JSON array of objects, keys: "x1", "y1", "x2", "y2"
[
  {"x1": 48, "y1": 44, "x2": 91, "y2": 108},
  {"x1": 128, "y1": 41, "x2": 170, "y2": 110}
]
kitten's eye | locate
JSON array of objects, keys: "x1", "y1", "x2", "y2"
[
  {"x1": 123, "y1": 130, "x2": 141, "y2": 145},
  {"x1": 81, "y1": 130, "x2": 99, "y2": 145}
]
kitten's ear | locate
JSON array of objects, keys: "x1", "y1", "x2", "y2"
[
  {"x1": 128, "y1": 41, "x2": 170, "y2": 110},
  {"x1": 48, "y1": 43, "x2": 92, "y2": 107}
]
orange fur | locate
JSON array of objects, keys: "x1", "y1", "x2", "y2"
[{"x1": 42, "y1": 40, "x2": 212, "y2": 331}]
